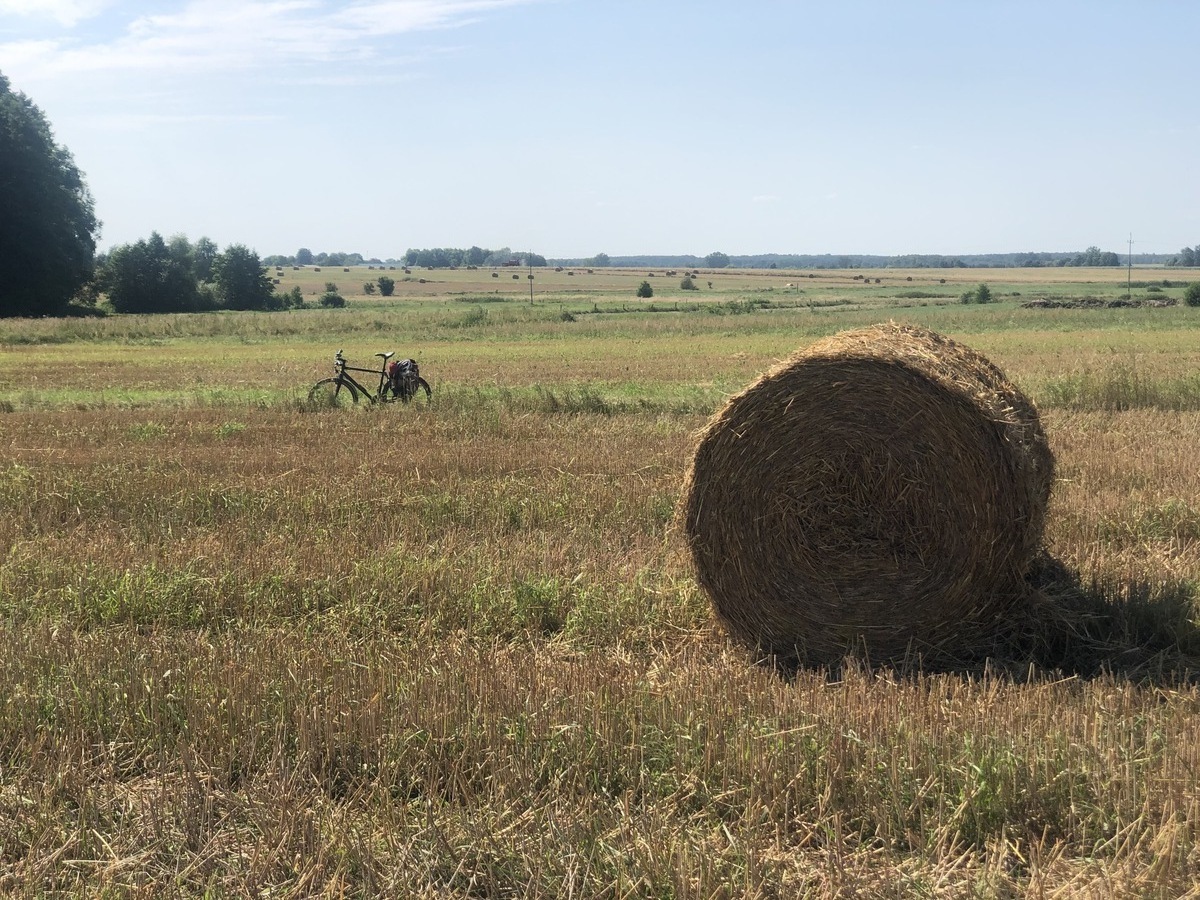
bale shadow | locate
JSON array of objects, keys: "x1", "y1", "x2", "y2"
[
  {"x1": 763, "y1": 555, "x2": 1200, "y2": 684},
  {"x1": 1007, "y1": 554, "x2": 1200, "y2": 682}
]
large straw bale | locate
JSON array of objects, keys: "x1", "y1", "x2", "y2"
[{"x1": 682, "y1": 323, "x2": 1055, "y2": 664}]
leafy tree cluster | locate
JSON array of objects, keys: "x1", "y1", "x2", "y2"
[
  {"x1": 1168, "y1": 245, "x2": 1200, "y2": 267},
  {"x1": 1060, "y1": 246, "x2": 1121, "y2": 267},
  {"x1": 97, "y1": 233, "x2": 298, "y2": 313},
  {"x1": 0, "y1": 70, "x2": 100, "y2": 317},
  {"x1": 99, "y1": 234, "x2": 206, "y2": 313},
  {"x1": 406, "y1": 246, "x2": 486, "y2": 268},
  {"x1": 263, "y1": 249, "x2": 367, "y2": 268},
  {"x1": 704, "y1": 251, "x2": 731, "y2": 268},
  {"x1": 1185, "y1": 283, "x2": 1200, "y2": 307},
  {"x1": 886, "y1": 255, "x2": 970, "y2": 269},
  {"x1": 402, "y1": 247, "x2": 548, "y2": 268}
]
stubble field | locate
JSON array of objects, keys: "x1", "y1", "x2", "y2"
[{"x1": 2, "y1": 267, "x2": 1200, "y2": 897}]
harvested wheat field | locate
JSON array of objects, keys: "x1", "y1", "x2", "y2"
[
  {"x1": 683, "y1": 323, "x2": 1056, "y2": 665},
  {"x1": 2, "y1": 292, "x2": 1200, "y2": 897}
]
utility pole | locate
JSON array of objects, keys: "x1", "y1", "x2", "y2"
[
  {"x1": 1127, "y1": 233, "x2": 1133, "y2": 296},
  {"x1": 528, "y1": 252, "x2": 534, "y2": 304}
]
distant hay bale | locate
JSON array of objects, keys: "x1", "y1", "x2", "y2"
[{"x1": 681, "y1": 323, "x2": 1054, "y2": 665}]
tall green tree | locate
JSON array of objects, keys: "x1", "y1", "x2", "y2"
[
  {"x1": 193, "y1": 237, "x2": 218, "y2": 283},
  {"x1": 705, "y1": 251, "x2": 731, "y2": 268},
  {"x1": 0, "y1": 71, "x2": 100, "y2": 317},
  {"x1": 213, "y1": 244, "x2": 274, "y2": 310},
  {"x1": 99, "y1": 232, "x2": 200, "y2": 313}
]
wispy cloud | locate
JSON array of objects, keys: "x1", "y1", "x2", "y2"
[
  {"x1": 0, "y1": 0, "x2": 113, "y2": 27},
  {"x1": 1, "y1": 0, "x2": 540, "y2": 80}
]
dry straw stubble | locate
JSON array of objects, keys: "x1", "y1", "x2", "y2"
[{"x1": 682, "y1": 323, "x2": 1055, "y2": 665}]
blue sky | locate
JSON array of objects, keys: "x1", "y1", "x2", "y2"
[{"x1": 3, "y1": 0, "x2": 1198, "y2": 259}]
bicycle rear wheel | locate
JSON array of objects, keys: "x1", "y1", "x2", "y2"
[
  {"x1": 307, "y1": 377, "x2": 361, "y2": 408},
  {"x1": 399, "y1": 377, "x2": 433, "y2": 403}
]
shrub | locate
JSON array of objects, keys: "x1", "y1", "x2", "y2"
[
  {"x1": 960, "y1": 283, "x2": 994, "y2": 304},
  {"x1": 319, "y1": 290, "x2": 346, "y2": 308},
  {"x1": 270, "y1": 286, "x2": 306, "y2": 310},
  {"x1": 377, "y1": 275, "x2": 395, "y2": 296},
  {"x1": 1185, "y1": 283, "x2": 1200, "y2": 307},
  {"x1": 681, "y1": 276, "x2": 698, "y2": 291},
  {"x1": 636, "y1": 281, "x2": 653, "y2": 298},
  {"x1": 362, "y1": 281, "x2": 376, "y2": 295}
]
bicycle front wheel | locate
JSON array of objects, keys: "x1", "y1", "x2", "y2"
[{"x1": 307, "y1": 377, "x2": 361, "y2": 408}]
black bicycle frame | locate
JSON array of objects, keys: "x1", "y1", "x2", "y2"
[{"x1": 331, "y1": 350, "x2": 390, "y2": 402}]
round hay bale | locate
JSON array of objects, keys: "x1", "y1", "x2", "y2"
[{"x1": 682, "y1": 323, "x2": 1054, "y2": 664}]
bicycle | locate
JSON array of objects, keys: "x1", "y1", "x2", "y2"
[{"x1": 307, "y1": 349, "x2": 432, "y2": 407}]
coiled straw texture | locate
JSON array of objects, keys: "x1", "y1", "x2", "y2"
[{"x1": 682, "y1": 323, "x2": 1055, "y2": 665}]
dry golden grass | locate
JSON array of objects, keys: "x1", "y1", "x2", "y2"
[
  {"x1": 2, "y1": 399, "x2": 1199, "y2": 896},
  {"x1": 271, "y1": 262, "x2": 1200, "y2": 300},
  {"x1": 1, "y1": 628, "x2": 1198, "y2": 897},
  {"x1": 1, "y1": 290, "x2": 1200, "y2": 895}
]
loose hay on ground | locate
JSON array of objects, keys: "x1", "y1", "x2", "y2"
[{"x1": 682, "y1": 323, "x2": 1055, "y2": 665}]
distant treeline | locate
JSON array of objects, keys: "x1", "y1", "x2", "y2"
[
  {"x1": 262, "y1": 247, "x2": 554, "y2": 269},
  {"x1": 262, "y1": 249, "x2": 377, "y2": 268},
  {"x1": 550, "y1": 249, "x2": 1170, "y2": 269},
  {"x1": 262, "y1": 246, "x2": 1193, "y2": 271}
]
